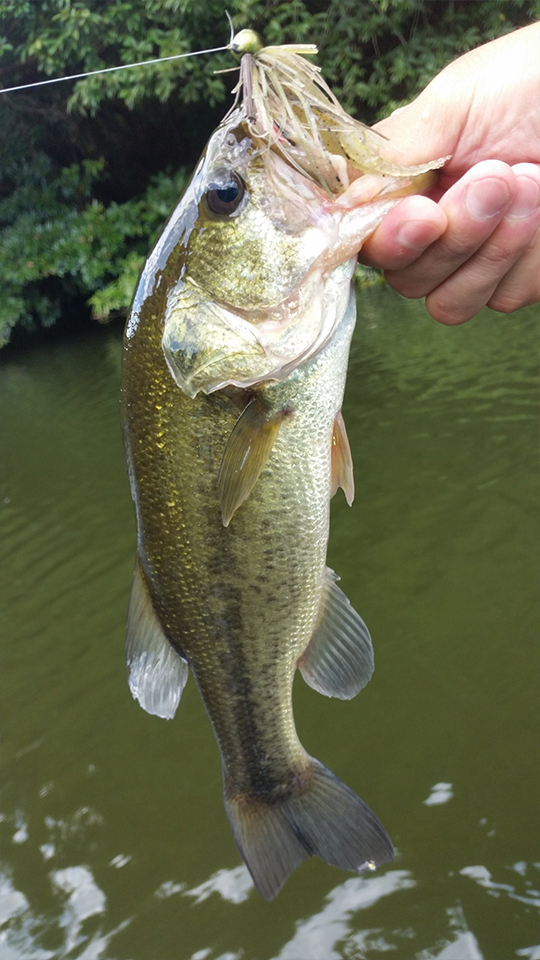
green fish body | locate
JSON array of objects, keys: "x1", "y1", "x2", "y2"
[{"x1": 121, "y1": 103, "x2": 435, "y2": 899}]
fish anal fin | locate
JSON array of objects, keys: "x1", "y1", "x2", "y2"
[
  {"x1": 126, "y1": 558, "x2": 188, "y2": 719},
  {"x1": 224, "y1": 758, "x2": 393, "y2": 901},
  {"x1": 298, "y1": 567, "x2": 374, "y2": 700},
  {"x1": 331, "y1": 410, "x2": 354, "y2": 506},
  {"x1": 218, "y1": 397, "x2": 288, "y2": 527}
]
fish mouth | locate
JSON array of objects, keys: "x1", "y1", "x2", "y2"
[
  {"x1": 163, "y1": 343, "x2": 271, "y2": 399},
  {"x1": 162, "y1": 263, "x2": 353, "y2": 398},
  {"x1": 162, "y1": 295, "x2": 271, "y2": 398}
]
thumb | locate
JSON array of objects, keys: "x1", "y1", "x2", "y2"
[
  {"x1": 370, "y1": 24, "x2": 540, "y2": 176},
  {"x1": 371, "y1": 73, "x2": 469, "y2": 173}
]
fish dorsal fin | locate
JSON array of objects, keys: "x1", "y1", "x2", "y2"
[
  {"x1": 126, "y1": 558, "x2": 188, "y2": 719},
  {"x1": 218, "y1": 397, "x2": 287, "y2": 527},
  {"x1": 298, "y1": 568, "x2": 374, "y2": 700},
  {"x1": 331, "y1": 410, "x2": 354, "y2": 506}
]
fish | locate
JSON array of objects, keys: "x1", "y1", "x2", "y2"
[{"x1": 120, "y1": 34, "x2": 445, "y2": 901}]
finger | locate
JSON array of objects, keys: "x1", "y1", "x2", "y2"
[
  {"x1": 384, "y1": 161, "x2": 518, "y2": 299},
  {"x1": 487, "y1": 225, "x2": 540, "y2": 313},
  {"x1": 487, "y1": 166, "x2": 540, "y2": 312},
  {"x1": 360, "y1": 195, "x2": 447, "y2": 269},
  {"x1": 426, "y1": 166, "x2": 540, "y2": 323}
]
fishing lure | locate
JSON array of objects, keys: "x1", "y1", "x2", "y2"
[{"x1": 227, "y1": 29, "x2": 446, "y2": 195}]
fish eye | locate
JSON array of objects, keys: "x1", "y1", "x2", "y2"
[{"x1": 205, "y1": 172, "x2": 246, "y2": 216}]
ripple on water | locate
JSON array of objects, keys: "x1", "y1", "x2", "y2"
[{"x1": 0, "y1": 301, "x2": 538, "y2": 959}]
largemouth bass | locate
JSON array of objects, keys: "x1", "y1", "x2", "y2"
[{"x1": 121, "y1": 36, "x2": 443, "y2": 900}]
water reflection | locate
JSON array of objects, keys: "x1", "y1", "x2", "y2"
[
  {"x1": 1, "y1": 844, "x2": 540, "y2": 958},
  {"x1": 419, "y1": 910, "x2": 483, "y2": 960},
  {"x1": 189, "y1": 952, "x2": 242, "y2": 960},
  {"x1": 51, "y1": 866, "x2": 106, "y2": 954},
  {"x1": 423, "y1": 782, "x2": 454, "y2": 806},
  {"x1": 0, "y1": 864, "x2": 129, "y2": 960},
  {"x1": 184, "y1": 866, "x2": 253, "y2": 905},
  {"x1": 460, "y1": 862, "x2": 540, "y2": 908},
  {"x1": 12, "y1": 823, "x2": 28, "y2": 845},
  {"x1": 1, "y1": 295, "x2": 538, "y2": 959},
  {"x1": 0, "y1": 862, "x2": 481, "y2": 959},
  {"x1": 272, "y1": 870, "x2": 415, "y2": 959},
  {"x1": 155, "y1": 865, "x2": 253, "y2": 905},
  {"x1": 431, "y1": 937, "x2": 482, "y2": 960},
  {"x1": 0, "y1": 873, "x2": 29, "y2": 928}
]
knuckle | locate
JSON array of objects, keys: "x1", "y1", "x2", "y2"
[
  {"x1": 384, "y1": 271, "x2": 428, "y2": 299},
  {"x1": 488, "y1": 286, "x2": 539, "y2": 313},
  {"x1": 488, "y1": 293, "x2": 523, "y2": 314},
  {"x1": 439, "y1": 233, "x2": 479, "y2": 261},
  {"x1": 427, "y1": 291, "x2": 470, "y2": 325},
  {"x1": 475, "y1": 242, "x2": 515, "y2": 270}
]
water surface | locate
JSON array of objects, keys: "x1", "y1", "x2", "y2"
[{"x1": 1, "y1": 288, "x2": 538, "y2": 959}]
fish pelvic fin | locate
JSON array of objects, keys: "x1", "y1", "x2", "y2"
[
  {"x1": 224, "y1": 759, "x2": 393, "y2": 901},
  {"x1": 126, "y1": 558, "x2": 188, "y2": 719},
  {"x1": 218, "y1": 397, "x2": 288, "y2": 527},
  {"x1": 331, "y1": 410, "x2": 355, "y2": 505},
  {"x1": 298, "y1": 567, "x2": 374, "y2": 699}
]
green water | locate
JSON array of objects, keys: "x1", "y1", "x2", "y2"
[{"x1": 1, "y1": 288, "x2": 538, "y2": 960}]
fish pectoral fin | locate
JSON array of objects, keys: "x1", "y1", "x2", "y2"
[
  {"x1": 330, "y1": 410, "x2": 354, "y2": 506},
  {"x1": 298, "y1": 567, "x2": 374, "y2": 700},
  {"x1": 126, "y1": 558, "x2": 188, "y2": 720},
  {"x1": 218, "y1": 397, "x2": 287, "y2": 527},
  {"x1": 224, "y1": 758, "x2": 393, "y2": 901}
]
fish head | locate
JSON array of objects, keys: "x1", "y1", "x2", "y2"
[{"x1": 128, "y1": 108, "x2": 433, "y2": 397}]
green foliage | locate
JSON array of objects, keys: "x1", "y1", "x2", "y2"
[
  {"x1": 0, "y1": 145, "x2": 188, "y2": 341},
  {"x1": 0, "y1": 0, "x2": 538, "y2": 344}
]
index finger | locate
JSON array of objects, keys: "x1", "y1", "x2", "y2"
[
  {"x1": 359, "y1": 194, "x2": 447, "y2": 269},
  {"x1": 385, "y1": 161, "x2": 518, "y2": 298}
]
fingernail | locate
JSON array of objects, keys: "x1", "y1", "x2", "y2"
[
  {"x1": 395, "y1": 220, "x2": 432, "y2": 250},
  {"x1": 506, "y1": 177, "x2": 540, "y2": 219},
  {"x1": 464, "y1": 178, "x2": 511, "y2": 220}
]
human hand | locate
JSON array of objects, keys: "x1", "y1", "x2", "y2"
[{"x1": 360, "y1": 22, "x2": 540, "y2": 324}]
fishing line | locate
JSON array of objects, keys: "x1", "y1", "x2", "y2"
[{"x1": 0, "y1": 44, "x2": 230, "y2": 95}]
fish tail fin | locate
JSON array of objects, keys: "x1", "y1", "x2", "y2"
[{"x1": 224, "y1": 758, "x2": 393, "y2": 901}]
